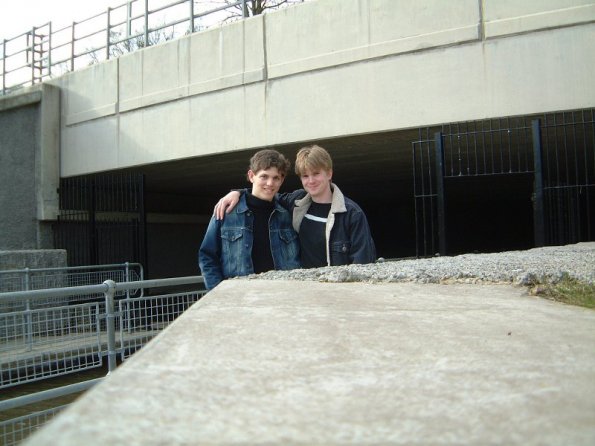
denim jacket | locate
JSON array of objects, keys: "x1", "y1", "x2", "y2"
[{"x1": 199, "y1": 194, "x2": 300, "y2": 290}]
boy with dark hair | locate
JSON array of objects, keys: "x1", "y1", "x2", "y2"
[
  {"x1": 199, "y1": 149, "x2": 301, "y2": 290},
  {"x1": 215, "y1": 145, "x2": 376, "y2": 268}
]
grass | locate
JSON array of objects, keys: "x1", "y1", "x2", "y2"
[{"x1": 532, "y1": 275, "x2": 595, "y2": 309}]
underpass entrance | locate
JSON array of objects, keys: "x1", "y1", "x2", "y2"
[
  {"x1": 413, "y1": 110, "x2": 595, "y2": 257},
  {"x1": 53, "y1": 173, "x2": 147, "y2": 268}
]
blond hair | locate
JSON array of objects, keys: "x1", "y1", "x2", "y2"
[{"x1": 294, "y1": 145, "x2": 333, "y2": 176}]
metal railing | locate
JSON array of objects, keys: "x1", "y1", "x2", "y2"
[
  {"x1": 0, "y1": 275, "x2": 205, "y2": 389},
  {"x1": 0, "y1": 275, "x2": 206, "y2": 445},
  {"x1": 0, "y1": 262, "x2": 143, "y2": 295},
  {"x1": 1, "y1": 0, "x2": 307, "y2": 96},
  {"x1": 0, "y1": 380, "x2": 101, "y2": 446}
]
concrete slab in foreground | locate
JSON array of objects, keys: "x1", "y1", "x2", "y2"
[{"x1": 26, "y1": 280, "x2": 595, "y2": 445}]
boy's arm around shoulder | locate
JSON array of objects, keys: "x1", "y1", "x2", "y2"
[{"x1": 276, "y1": 189, "x2": 307, "y2": 210}]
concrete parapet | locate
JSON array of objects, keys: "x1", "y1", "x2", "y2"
[
  {"x1": 0, "y1": 250, "x2": 67, "y2": 271},
  {"x1": 25, "y1": 279, "x2": 595, "y2": 445},
  {"x1": 0, "y1": 250, "x2": 69, "y2": 335}
]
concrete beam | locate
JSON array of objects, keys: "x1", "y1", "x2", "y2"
[
  {"x1": 25, "y1": 280, "x2": 595, "y2": 445},
  {"x1": 50, "y1": 0, "x2": 595, "y2": 178}
]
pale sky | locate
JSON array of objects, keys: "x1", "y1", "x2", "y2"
[{"x1": 0, "y1": 0, "x2": 124, "y2": 42}]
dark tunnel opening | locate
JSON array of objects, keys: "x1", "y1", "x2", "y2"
[{"x1": 54, "y1": 109, "x2": 594, "y2": 278}]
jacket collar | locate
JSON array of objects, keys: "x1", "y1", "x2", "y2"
[
  {"x1": 294, "y1": 183, "x2": 347, "y2": 214},
  {"x1": 236, "y1": 192, "x2": 289, "y2": 214}
]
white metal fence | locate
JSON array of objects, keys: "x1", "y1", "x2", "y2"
[
  {"x1": 1, "y1": 0, "x2": 307, "y2": 96},
  {"x1": 0, "y1": 275, "x2": 206, "y2": 446},
  {"x1": 0, "y1": 262, "x2": 144, "y2": 307},
  {"x1": 1, "y1": 302, "x2": 102, "y2": 388}
]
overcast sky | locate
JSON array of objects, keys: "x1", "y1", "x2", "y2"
[{"x1": 0, "y1": 0, "x2": 123, "y2": 41}]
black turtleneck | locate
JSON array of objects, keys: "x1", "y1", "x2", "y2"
[{"x1": 246, "y1": 192, "x2": 275, "y2": 274}]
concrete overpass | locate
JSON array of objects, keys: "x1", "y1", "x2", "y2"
[{"x1": 1, "y1": 0, "x2": 594, "y2": 276}]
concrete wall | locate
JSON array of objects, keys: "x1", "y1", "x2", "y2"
[
  {"x1": 23, "y1": 278, "x2": 595, "y2": 445},
  {"x1": 0, "y1": 249, "x2": 66, "y2": 270},
  {"x1": 52, "y1": 0, "x2": 595, "y2": 177},
  {"x1": 0, "y1": 84, "x2": 60, "y2": 250}
]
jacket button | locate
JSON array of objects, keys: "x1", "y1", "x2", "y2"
[{"x1": 342, "y1": 245, "x2": 348, "y2": 252}]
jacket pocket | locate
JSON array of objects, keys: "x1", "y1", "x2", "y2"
[
  {"x1": 276, "y1": 229, "x2": 300, "y2": 268},
  {"x1": 278, "y1": 229, "x2": 298, "y2": 244},
  {"x1": 220, "y1": 229, "x2": 246, "y2": 275},
  {"x1": 330, "y1": 240, "x2": 351, "y2": 266}
]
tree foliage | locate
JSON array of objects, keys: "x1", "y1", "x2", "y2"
[{"x1": 199, "y1": 0, "x2": 304, "y2": 19}]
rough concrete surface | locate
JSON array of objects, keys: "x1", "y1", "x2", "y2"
[
  {"x1": 25, "y1": 276, "x2": 595, "y2": 445},
  {"x1": 256, "y1": 242, "x2": 595, "y2": 286}
]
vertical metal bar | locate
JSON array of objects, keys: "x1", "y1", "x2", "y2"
[
  {"x1": 532, "y1": 119, "x2": 545, "y2": 247},
  {"x1": 71, "y1": 22, "x2": 76, "y2": 72},
  {"x1": 426, "y1": 138, "x2": 436, "y2": 255},
  {"x1": 127, "y1": 1, "x2": 133, "y2": 39},
  {"x1": 571, "y1": 111, "x2": 582, "y2": 240},
  {"x1": 435, "y1": 132, "x2": 447, "y2": 255},
  {"x1": 106, "y1": 7, "x2": 112, "y2": 60},
  {"x1": 25, "y1": 268, "x2": 33, "y2": 350},
  {"x1": 89, "y1": 177, "x2": 97, "y2": 265},
  {"x1": 125, "y1": 262, "x2": 132, "y2": 333},
  {"x1": 585, "y1": 109, "x2": 594, "y2": 240},
  {"x1": 144, "y1": 0, "x2": 149, "y2": 48},
  {"x1": 2, "y1": 39, "x2": 6, "y2": 95},
  {"x1": 29, "y1": 28, "x2": 35, "y2": 84},
  {"x1": 242, "y1": 0, "x2": 249, "y2": 18},
  {"x1": 412, "y1": 141, "x2": 421, "y2": 257},
  {"x1": 139, "y1": 174, "x2": 148, "y2": 279},
  {"x1": 103, "y1": 280, "x2": 117, "y2": 373},
  {"x1": 48, "y1": 22, "x2": 52, "y2": 78},
  {"x1": 190, "y1": 0, "x2": 195, "y2": 33}
]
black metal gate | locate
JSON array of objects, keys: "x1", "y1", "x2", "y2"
[
  {"x1": 413, "y1": 110, "x2": 595, "y2": 257},
  {"x1": 537, "y1": 110, "x2": 595, "y2": 247},
  {"x1": 54, "y1": 173, "x2": 147, "y2": 267}
]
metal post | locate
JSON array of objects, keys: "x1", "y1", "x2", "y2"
[
  {"x1": 125, "y1": 263, "x2": 132, "y2": 333},
  {"x1": 29, "y1": 28, "x2": 35, "y2": 84},
  {"x1": 89, "y1": 177, "x2": 97, "y2": 265},
  {"x1": 70, "y1": 22, "x2": 76, "y2": 72},
  {"x1": 103, "y1": 279, "x2": 118, "y2": 373},
  {"x1": 532, "y1": 119, "x2": 546, "y2": 247},
  {"x1": 144, "y1": 0, "x2": 149, "y2": 48},
  {"x1": 2, "y1": 39, "x2": 6, "y2": 94},
  {"x1": 106, "y1": 7, "x2": 112, "y2": 60},
  {"x1": 47, "y1": 22, "x2": 52, "y2": 78},
  {"x1": 242, "y1": 0, "x2": 249, "y2": 18},
  {"x1": 190, "y1": 0, "x2": 195, "y2": 33},
  {"x1": 127, "y1": 1, "x2": 133, "y2": 39},
  {"x1": 434, "y1": 132, "x2": 447, "y2": 256},
  {"x1": 25, "y1": 268, "x2": 33, "y2": 350}
]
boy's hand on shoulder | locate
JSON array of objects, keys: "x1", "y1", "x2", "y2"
[{"x1": 214, "y1": 191, "x2": 241, "y2": 220}]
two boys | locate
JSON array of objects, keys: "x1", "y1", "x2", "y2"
[{"x1": 199, "y1": 145, "x2": 376, "y2": 290}]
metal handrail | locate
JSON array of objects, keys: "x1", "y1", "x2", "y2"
[
  {"x1": 1, "y1": 0, "x2": 305, "y2": 96},
  {"x1": 0, "y1": 262, "x2": 143, "y2": 277},
  {"x1": 0, "y1": 275, "x2": 203, "y2": 303},
  {"x1": 0, "y1": 262, "x2": 145, "y2": 298},
  {"x1": 0, "y1": 275, "x2": 204, "y2": 370},
  {"x1": 0, "y1": 274, "x2": 205, "y2": 444},
  {"x1": 0, "y1": 378, "x2": 103, "y2": 412}
]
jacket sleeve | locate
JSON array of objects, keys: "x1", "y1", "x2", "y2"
[
  {"x1": 198, "y1": 216, "x2": 224, "y2": 290},
  {"x1": 348, "y1": 209, "x2": 377, "y2": 264},
  {"x1": 276, "y1": 189, "x2": 307, "y2": 211}
]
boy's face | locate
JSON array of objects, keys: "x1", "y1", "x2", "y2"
[
  {"x1": 248, "y1": 167, "x2": 285, "y2": 201},
  {"x1": 300, "y1": 167, "x2": 332, "y2": 200}
]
